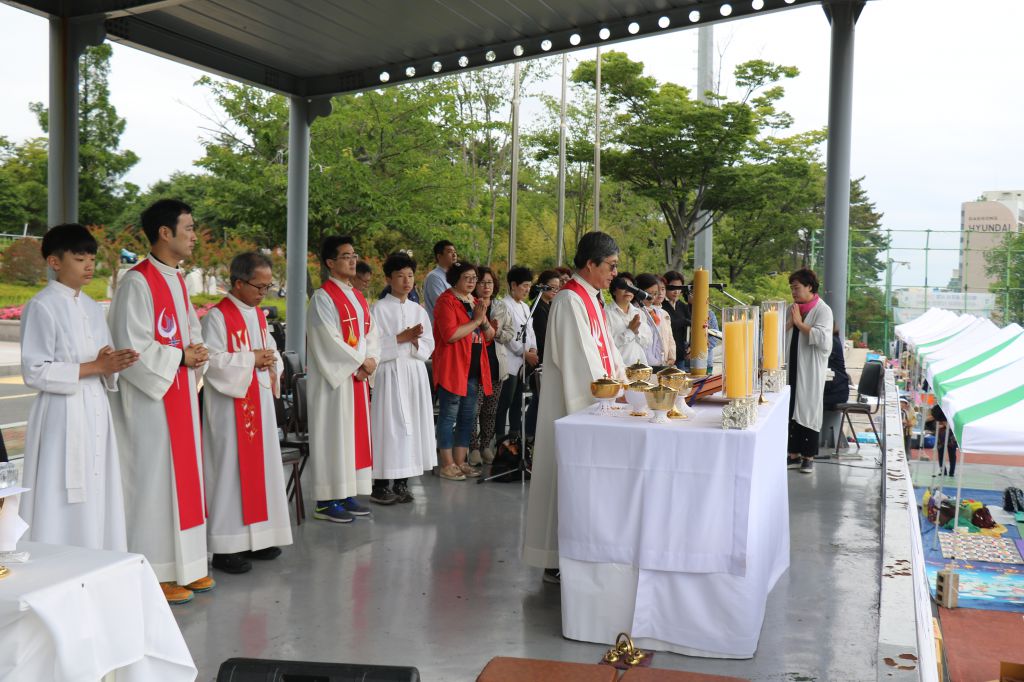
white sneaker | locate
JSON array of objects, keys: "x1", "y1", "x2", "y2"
[
  {"x1": 482, "y1": 447, "x2": 495, "y2": 464},
  {"x1": 468, "y1": 449, "x2": 482, "y2": 466}
]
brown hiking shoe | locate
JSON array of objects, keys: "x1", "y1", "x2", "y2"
[
  {"x1": 160, "y1": 582, "x2": 194, "y2": 605},
  {"x1": 185, "y1": 575, "x2": 216, "y2": 593}
]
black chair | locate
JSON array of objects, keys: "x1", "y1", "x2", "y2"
[
  {"x1": 833, "y1": 359, "x2": 885, "y2": 456},
  {"x1": 217, "y1": 658, "x2": 420, "y2": 681},
  {"x1": 281, "y1": 374, "x2": 310, "y2": 523},
  {"x1": 280, "y1": 349, "x2": 303, "y2": 397}
]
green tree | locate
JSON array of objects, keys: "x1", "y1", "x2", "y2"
[
  {"x1": 572, "y1": 52, "x2": 801, "y2": 270},
  {"x1": 30, "y1": 44, "x2": 139, "y2": 227},
  {"x1": 986, "y1": 232, "x2": 1024, "y2": 325},
  {"x1": 0, "y1": 136, "x2": 48, "y2": 233}
]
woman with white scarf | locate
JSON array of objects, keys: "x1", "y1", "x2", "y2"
[
  {"x1": 785, "y1": 268, "x2": 834, "y2": 474},
  {"x1": 607, "y1": 274, "x2": 651, "y2": 367}
]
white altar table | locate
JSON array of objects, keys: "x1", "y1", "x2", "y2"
[
  {"x1": 0, "y1": 541, "x2": 196, "y2": 681},
  {"x1": 555, "y1": 388, "x2": 791, "y2": 658}
]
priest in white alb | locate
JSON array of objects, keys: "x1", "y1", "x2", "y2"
[
  {"x1": 368, "y1": 251, "x2": 437, "y2": 505},
  {"x1": 108, "y1": 199, "x2": 212, "y2": 605},
  {"x1": 201, "y1": 252, "x2": 293, "y2": 575},
  {"x1": 20, "y1": 224, "x2": 138, "y2": 551},
  {"x1": 307, "y1": 235, "x2": 381, "y2": 523},
  {"x1": 523, "y1": 232, "x2": 626, "y2": 584}
]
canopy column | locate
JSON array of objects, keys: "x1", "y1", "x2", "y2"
[
  {"x1": 47, "y1": 16, "x2": 104, "y2": 226},
  {"x1": 822, "y1": 0, "x2": 864, "y2": 337},
  {"x1": 285, "y1": 95, "x2": 331, "y2": 363}
]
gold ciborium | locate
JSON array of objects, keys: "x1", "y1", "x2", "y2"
[
  {"x1": 624, "y1": 380, "x2": 652, "y2": 416},
  {"x1": 590, "y1": 375, "x2": 622, "y2": 414},
  {"x1": 644, "y1": 384, "x2": 678, "y2": 424},
  {"x1": 657, "y1": 367, "x2": 693, "y2": 419},
  {"x1": 625, "y1": 362, "x2": 653, "y2": 385}
]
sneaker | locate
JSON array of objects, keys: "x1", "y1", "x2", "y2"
[
  {"x1": 468, "y1": 449, "x2": 483, "y2": 466},
  {"x1": 212, "y1": 552, "x2": 253, "y2": 574},
  {"x1": 459, "y1": 463, "x2": 482, "y2": 478},
  {"x1": 185, "y1": 575, "x2": 216, "y2": 593},
  {"x1": 370, "y1": 487, "x2": 398, "y2": 505},
  {"x1": 393, "y1": 481, "x2": 414, "y2": 503},
  {"x1": 314, "y1": 500, "x2": 355, "y2": 523},
  {"x1": 799, "y1": 457, "x2": 814, "y2": 474},
  {"x1": 439, "y1": 464, "x2": 466, "y2": 481},
  {"x1": 160, "y1": 582, "x2": 194, "y2": 605},
  {"x1": 482, "y1": 447, "x2": 495, "y2": 464},
  {"x1": 340, "y1": 497, "x2": 372, "y2": 516},
  {"x1": 542, "y1": 568, "x2": 561, "y2": 585},
  {"x1": 787, "y1": 456, "x2": 801, "y2": 470},
  {"x1": 247, "y1": 546, "x2": 282, "y2": 561}
]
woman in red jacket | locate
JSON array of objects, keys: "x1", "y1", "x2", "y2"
[{"x1": 433, "y1": 261, "x2": 495, "y2": 480}]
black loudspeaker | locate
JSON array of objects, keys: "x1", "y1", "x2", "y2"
[{"x1": 216, "y1": 658, "x2": 420, "y2": 682}]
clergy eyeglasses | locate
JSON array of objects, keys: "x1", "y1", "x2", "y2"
[{"x1": 243, "y1": 280, "x2": 273, "y2": 294}]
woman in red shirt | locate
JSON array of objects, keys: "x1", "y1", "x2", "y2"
[{"x1": 432, "y1": 262, "x2": 495, "y2": 480}]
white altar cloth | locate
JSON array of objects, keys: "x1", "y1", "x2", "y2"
[
  {"x1": 0, "y1": 541, "x2": 196, "y2": 681},
  {"x1": 554, "y1": 388, "x2": 791, "y2": 658}
]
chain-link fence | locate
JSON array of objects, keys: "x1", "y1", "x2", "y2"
[{"x1": 807, "y1": 228, "x2": 1024, "y2": 352}]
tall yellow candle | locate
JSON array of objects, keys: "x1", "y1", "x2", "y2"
[
  {"x1": 690, "y1": 268, "x2": 710, "y2": 376},
  {"x1": 762, "y1": 310, "x2": 780, "y2": 370},
  {"x1": 745, "y1": 318, "x2": 755, "y2": 395},
  {"x1": 724, "y1": 320, "x2": 746, "y2": 398}
]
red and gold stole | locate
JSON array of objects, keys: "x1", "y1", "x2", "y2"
[
  {"x1": 214, "y1": 297, "x2": 269, "y2": 525},
  {"x1": 561, "y1": 278, "x2": 613, "y2": 377},
  {"x1": 132, "y1": 259, "x2": 205, "y2": 531},
  {"x1": 321, "y1": 280, "x2": 373, "y2": 470}
]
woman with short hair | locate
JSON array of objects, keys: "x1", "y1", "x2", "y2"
[
  {"x1": 607, "y1": 274, "x2": 651, "y2": 367},
  {"x1": 786, "y1": 268, "x2": 834, "y2": 474},
  {"x1": 432, "y1": 262, "x2": 496, "y2": 480}
]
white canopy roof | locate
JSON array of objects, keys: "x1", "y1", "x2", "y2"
[
  {"x1": 926, "y1": 324, "x2": 1024, "y2": 387},
  {"x1": 940, "y1": 356, "x2": 1024, "y2": 456}
]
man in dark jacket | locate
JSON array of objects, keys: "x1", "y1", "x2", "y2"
[{"x1": 661, "y1": 270, "x2": 690, "y2": 370}]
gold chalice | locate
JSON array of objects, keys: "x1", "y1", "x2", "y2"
[
  {"x1": 624, "y1": 380, "x2": 652, "y2": 416},
  {"x1": 590, "y1": 375, "x2": 622, "y2": 414},
  {"x1": 645, "y1": 384, "x2": 678, "y2": 423},
  {"x1": 625, "y1": 362, "x2": 653, "y2": 384},
  {"x1": 657, "y1": 367, "x2": 692, "y2": 419}
]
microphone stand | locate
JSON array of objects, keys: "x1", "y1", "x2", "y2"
[{"x1": 479, "y1": 293, "x2": 544, "y2": 486}]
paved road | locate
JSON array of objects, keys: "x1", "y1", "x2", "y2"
[{"x1": 0, "y1": 376, "x2": 34, "y2": 426}]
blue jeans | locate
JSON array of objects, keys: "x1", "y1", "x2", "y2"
[{"x1": 436, "y1": 377, "x2": 479, "y2": 449}]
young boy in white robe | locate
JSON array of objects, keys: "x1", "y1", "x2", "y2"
[
  {"x1": 369, "y1": 252, "x2": 437, "y2": 505},
  {"x1": 19, "y1": 224, "x2": 139, "y2": 551},
  {"x1": 201, "y1": 252, "x2": 293, "y2": 574}
]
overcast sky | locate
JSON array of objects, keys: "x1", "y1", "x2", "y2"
[{"x1": 3, "y1": 0, "x2": 1023, "y2": 288}]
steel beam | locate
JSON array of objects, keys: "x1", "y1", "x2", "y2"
[
  {"x1": 47, "y1": 16, "x2": 104, "y2": 227},
  {"x1": 285, "y1": 96, "x2": 331, "y2": 363},
  {"x1": 822, "y1": 0, "x2": 864, "y2": 337}
]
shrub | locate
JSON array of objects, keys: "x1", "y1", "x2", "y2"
[{"x1": 0, "y1": 238, "x2": 45, "y2": 285}]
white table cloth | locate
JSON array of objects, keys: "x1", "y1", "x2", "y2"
[
  {"x1": 0, "y1": 541, "x2": 196, "y2": 682},
  {"x1": 555, "y1": 388, "x2": 791, "y2": 658}
]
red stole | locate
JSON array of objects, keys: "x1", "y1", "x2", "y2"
[
  {"x1": 132, "y1": 259, "x2": 204, "y2": 531},
  {"x1": 214, "y1": 297, "x2": 269, "y2": 526},
  {"x1": 562, "y1": 278, "x2": 614, "y2": 377},
  {"x1": 321, "y1": 280, "x2": 373, "y2": 470}
]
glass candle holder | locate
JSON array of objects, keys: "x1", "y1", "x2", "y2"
[
  {"x1": 722, "y1": 306, "x2": 750, "y2": 399},
  {"x1": 761, "y1": 300, "x2": 785, "y2": 372}
]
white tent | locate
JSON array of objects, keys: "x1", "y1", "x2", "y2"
[
  {"x1": 940, "y1": 357, "x2": 1024, "y2": 456},
  {"x1": 918, "y1": 318, "x2": 998, "y2": 365},
  {"x1": 927, "y1": 324, "x2": 1024, "y2": 389},
  {"x1": 895, "y1": 308, "x2": 956, "y2": 343},
  {"x1": 909, "y1": 314, "x2": 977, "y2": 353}
]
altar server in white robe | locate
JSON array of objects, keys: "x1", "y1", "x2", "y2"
[
  {"x1": 108, "y1": 199, "x2": 212, "y2": 605},
  {"x1": 524, "y1": 232, "x2": 626, "y2": 584},
  {"x1": 202, "y1": 252, "x2": 293, "y2": 575},
  {"x1": 369, "y1": 252, "x2": 437, "y2": 505},
  {"x1": 20, "y1": 224, "x2": 139, "y2": 551},
  {"x1": 307, "y1": 235, "x2": 381, "y2": 523}
]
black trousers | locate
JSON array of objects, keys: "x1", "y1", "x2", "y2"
[
  {"x1": 788, "y1": 420, "x2": 819, "y2": 458},
  {"x1": 495, "y1": 373, "x2": 525, "y2": 440}
]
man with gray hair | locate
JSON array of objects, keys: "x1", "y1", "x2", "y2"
[
  {"x1": 523, "y1": 232, "x2": 626, "y2": 584},
  {"x1": 201, "y1": 251, "x2": 293, "y2": 575}
]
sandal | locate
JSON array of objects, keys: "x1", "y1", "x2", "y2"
[{"x1": 439, "y1": 464, "x2": 466, "y2": 481}]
